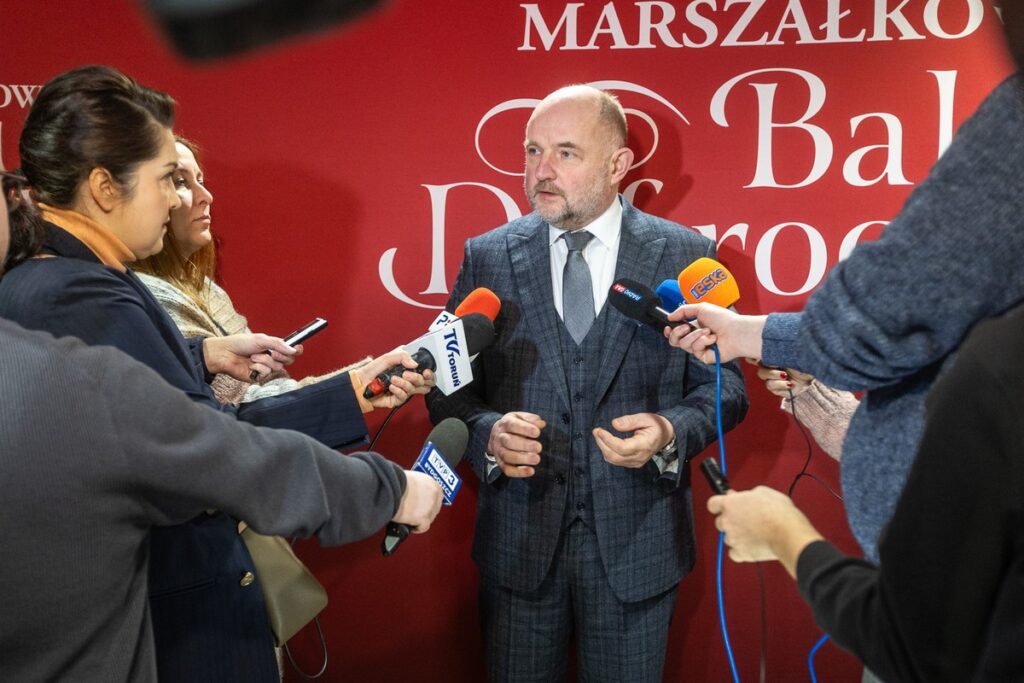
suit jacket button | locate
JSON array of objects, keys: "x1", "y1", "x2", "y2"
[
  {"x1": 576, "y1": 502, "x2": 586, "y2": 511},
  {"x1": 561, "y1": 413, "x2": 571, "y2": 424},
  {"x1": 239, "y1": 571, "x2": 256, "y2": 587},
  {"x1": 554, "y1": 474, "x2": 565, "y2": 485}
]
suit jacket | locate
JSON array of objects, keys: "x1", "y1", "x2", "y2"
[
  {"x1": 0, "y1": 319, "x2": 405, "y2": 683},
  {"x1": 0, "y1": 224, "x2": 371, "y2": 683},
  {"x1": 427, "y1": 198, "x2": 748, "y2": 603}
]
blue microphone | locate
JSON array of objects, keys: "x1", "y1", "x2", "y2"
[{"x1": 655, "y1": 279, "x2": 684, "y2": 312}]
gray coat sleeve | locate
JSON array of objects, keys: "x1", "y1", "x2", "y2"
[{"x1": 87, "y1": 340, "x2": 406, "y2": 545}]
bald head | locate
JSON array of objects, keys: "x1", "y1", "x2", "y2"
[
  {"x1": 531, "y1": 85, "x2": 628, "y2": 151},
  {"x1": 522, "y1": 85, "x2": 635, "y2": 230}
]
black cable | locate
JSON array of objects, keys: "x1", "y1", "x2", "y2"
[
  {"x1": 368, "y1": 402, "x2": 405, "y2": 451},
  {"x1": 786, "y1": 389, "x2": 842, "y2": 502}
]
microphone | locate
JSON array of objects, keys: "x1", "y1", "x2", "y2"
[
  {"x1": 676, "y1": 257, "x2": 740, "y2": 307},
  {"x1": 362, "y1": 313, "x2": 496, "y2": 398},
  {"x1": 456, "y1": 287, "x2": 501, "y2": 319},
  {"x1": 655, "y1": 279, "x2": 684, "y2": 312},
  {"x1": 383, "y1": 417, "x2": 469, "y2": 556},
  {"x1": 427, "y1": 287, "x2": 501, "y2": 332},
  {"x1": 608, "y1": 279, "x2": 687, "y2": 332}
]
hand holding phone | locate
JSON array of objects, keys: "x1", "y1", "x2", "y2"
[{"x1": 249, "y1": 317, "x2": 328, "y2": 380}]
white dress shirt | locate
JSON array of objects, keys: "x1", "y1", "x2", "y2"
[{"x1": 548, "y1": 197, "x2": 622, "y2": 320}]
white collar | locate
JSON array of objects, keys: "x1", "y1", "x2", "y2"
[{"x1": 547, "y1": 196, "x2": 622, "y2": 248}]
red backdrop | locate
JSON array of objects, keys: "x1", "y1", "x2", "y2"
[{"x1": 3, "y1": 1, "x2": 1014, "y2": 680}]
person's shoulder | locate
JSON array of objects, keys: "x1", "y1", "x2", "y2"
[
  {"x1": 959, "y1": 302, "x2": 1024, "y2": 369},
  {"x1": 467, "y1": 213, "x2": 542, "y2": 248},
  {"x1": 0, "y1": 317, "x2": 99, "y2": 382},
  {"x1": 0, "y1": 256, "x2": 127, "y2": 304},
  {"x1": 624, "y1": 202, "x2": 710, "y2": 247},
  {"x1": 135, "y1": 271, "x2": 191, "y2": 304}
]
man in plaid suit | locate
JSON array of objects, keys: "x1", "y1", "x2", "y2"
[{"x1": 427, "y1": 85, "x2": 747, "y2": 682}]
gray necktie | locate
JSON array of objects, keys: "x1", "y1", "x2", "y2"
[{"x1": 561, "y1": 230, "x2": 595, "y2": 344}]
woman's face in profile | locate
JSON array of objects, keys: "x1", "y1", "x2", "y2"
[
  {"x1": 167, "y1": 142, "x2": 214, "y2": 259},
  {"x1": 105, "y1": 127, "x2": 181, "y2": 261}
]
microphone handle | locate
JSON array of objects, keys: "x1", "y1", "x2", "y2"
[
  {"x1": 652, "y1": 306, "x2": 689, "y2": 328},
  {"x1": 381, "y1": 521, "x2": 411, "y2": 556},
  {"x1": 362, "y1": 348, "x2": 437, "y2": 399}
]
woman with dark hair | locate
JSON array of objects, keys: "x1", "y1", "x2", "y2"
[
  {"x1": 0, "y1": 65, "x2": 435, "y2": 683},
  {"x1": 135, "y1": 137, "x2": 365, "y2": 404}
]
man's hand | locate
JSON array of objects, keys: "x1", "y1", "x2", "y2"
[
  {"x1": 203, "y1": 333, "x2": 301, "y2": 381},
  {"x1": 392, "y1": 470, "x2": 444, "y2": 533},
  {"x1": 665, "y1": 304, "x2": 767, "y2": 365},
  {"x1": 593, "y1": 413, "x2": 674, "y2": 468},
  {"x1": 487, "y1": 412, "x2": 546, "y2": 478},
  {"x1": 353, "y1": 348, "x2": 436, "y2": 410},
  {"x1": 707, "y1": 486, "x2": 824, "y2": 577}
]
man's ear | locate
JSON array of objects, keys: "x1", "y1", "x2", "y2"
[
  {"x1": 86, "y1": 167, "x2": 120, "y2": 213},
  {"x1": 609, "y1": 146, "x2": 635, "y2": 185}
]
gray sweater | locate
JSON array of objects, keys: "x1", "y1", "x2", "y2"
[
  {"x1": 761, "y1": 73, "x2": 1024, "y2": 560},
  {"x1": 0, "y1": 319, "x2": 405, "y2": 683}
]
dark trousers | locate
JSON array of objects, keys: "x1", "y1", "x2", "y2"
[{"x1": 480, "y1": 519, "x2": 679, "y2": 682}]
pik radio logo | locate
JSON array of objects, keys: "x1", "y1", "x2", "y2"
[{"x1": 378, "y1": 80, "x2": 690, "y2": 310}]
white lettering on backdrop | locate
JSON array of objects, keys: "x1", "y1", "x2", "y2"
[
  {"x1": 379, "y1": 73, "x2": 958, "y2": 307},
  {"x1": 519, "y1": 0, "x2": 988, "y2": 51}
]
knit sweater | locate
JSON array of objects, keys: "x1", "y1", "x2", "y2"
[
  {"x1": 781, "y1": 381, "x2": 859, "y2": 461},
  {"x1": 761, "y1": 73, "x2": 1024, "y2": 560},
  {"x1": 136, "y1": 273, "x2": 366, "y2": 404}
]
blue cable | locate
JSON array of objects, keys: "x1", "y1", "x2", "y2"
[
  {"x1": 808, "y1": 634, "x2": 830, "y2": 682},
  {"x1": 712, "y1": 345, "x2": 741, "y2": 683}
]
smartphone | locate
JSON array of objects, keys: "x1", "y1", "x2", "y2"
[
  {"x1": 249, "y1": 317, "x2": 328, "y2": 380},
  {"x1": 700, "y1": 457, "x2": 730, "y2": 495},
  {"x1": 283, "y1": 317, "x2": 328, "y2": 346}
]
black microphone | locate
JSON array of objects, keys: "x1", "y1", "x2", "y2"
[
  {"x1": 608, "y1": 278, "x2": 686, "y2": 332},
  {"x1": 382, "y1": 417, "x2": 469, "y2": 556},
  {"x1": 363, "y1": 313, "x2": 495, "y2": 398}
]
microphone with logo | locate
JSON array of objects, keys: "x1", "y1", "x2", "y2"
[
  {"x1": 608, "y1": 278, "x2": 689, "y2": 331},
  {"x1": 426, "y1": 287, "x2": 501, "y2": 333},
  {"x1": 362, "y1": 313, "x2": 496, "y2": 399},
  {"x1": 383, "y1": 417, "x2": 469, "y2": 556},
  {"x1": 676, "y1": 257, "x2": 740, "y2": 308}
]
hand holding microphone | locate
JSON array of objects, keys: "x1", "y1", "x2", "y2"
[
  {"x1": 383, "y1": 417, "x2": 468, "y2": 556},
  {"x1": 363, "y1": 288, "x2": 502, "y2": 401},
  {"x1": 391, "y1": 470, "x2": 444, "y2": 535},
  {"x1": 660, "y1": 257, "x2": 767, "y2": 365},
  {"x1": 352, "y1": 350, "x2": 437, "y2": 411},
  {"x1": 361, "y1": 313, "x2": 495, "y2": 400}
]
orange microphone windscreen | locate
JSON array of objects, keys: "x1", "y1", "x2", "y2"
[
  {"x1": 677, "y1": 257, "x2": 740, "y2": 307},
  {"x1": 454, "y1": 287, "x2": 502, "y2": 321}
]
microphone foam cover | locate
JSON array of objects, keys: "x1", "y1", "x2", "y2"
[
  {"x1": 677, "y1": 257, "x2": 740, "y2": 307},
  {"x1": 655, "y1": 279, "x2": 684, "y2": 312},
  {"x1": 426, "y1": 418, "x2": 469, "y2": 467},
  {"x1": 459, "y1": 313, "x2": 496, "y2": 356},
  {"x1": 454, "y1": 287, "x2": 502, "y2": 321}
]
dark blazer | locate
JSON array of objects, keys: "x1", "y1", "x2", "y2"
[
  {"x1": 428, "y1": 198, "x2": 748, "y2": 603},
  {"x1": 0, "y1": 224, "x2": 370, "y2": 683}
]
